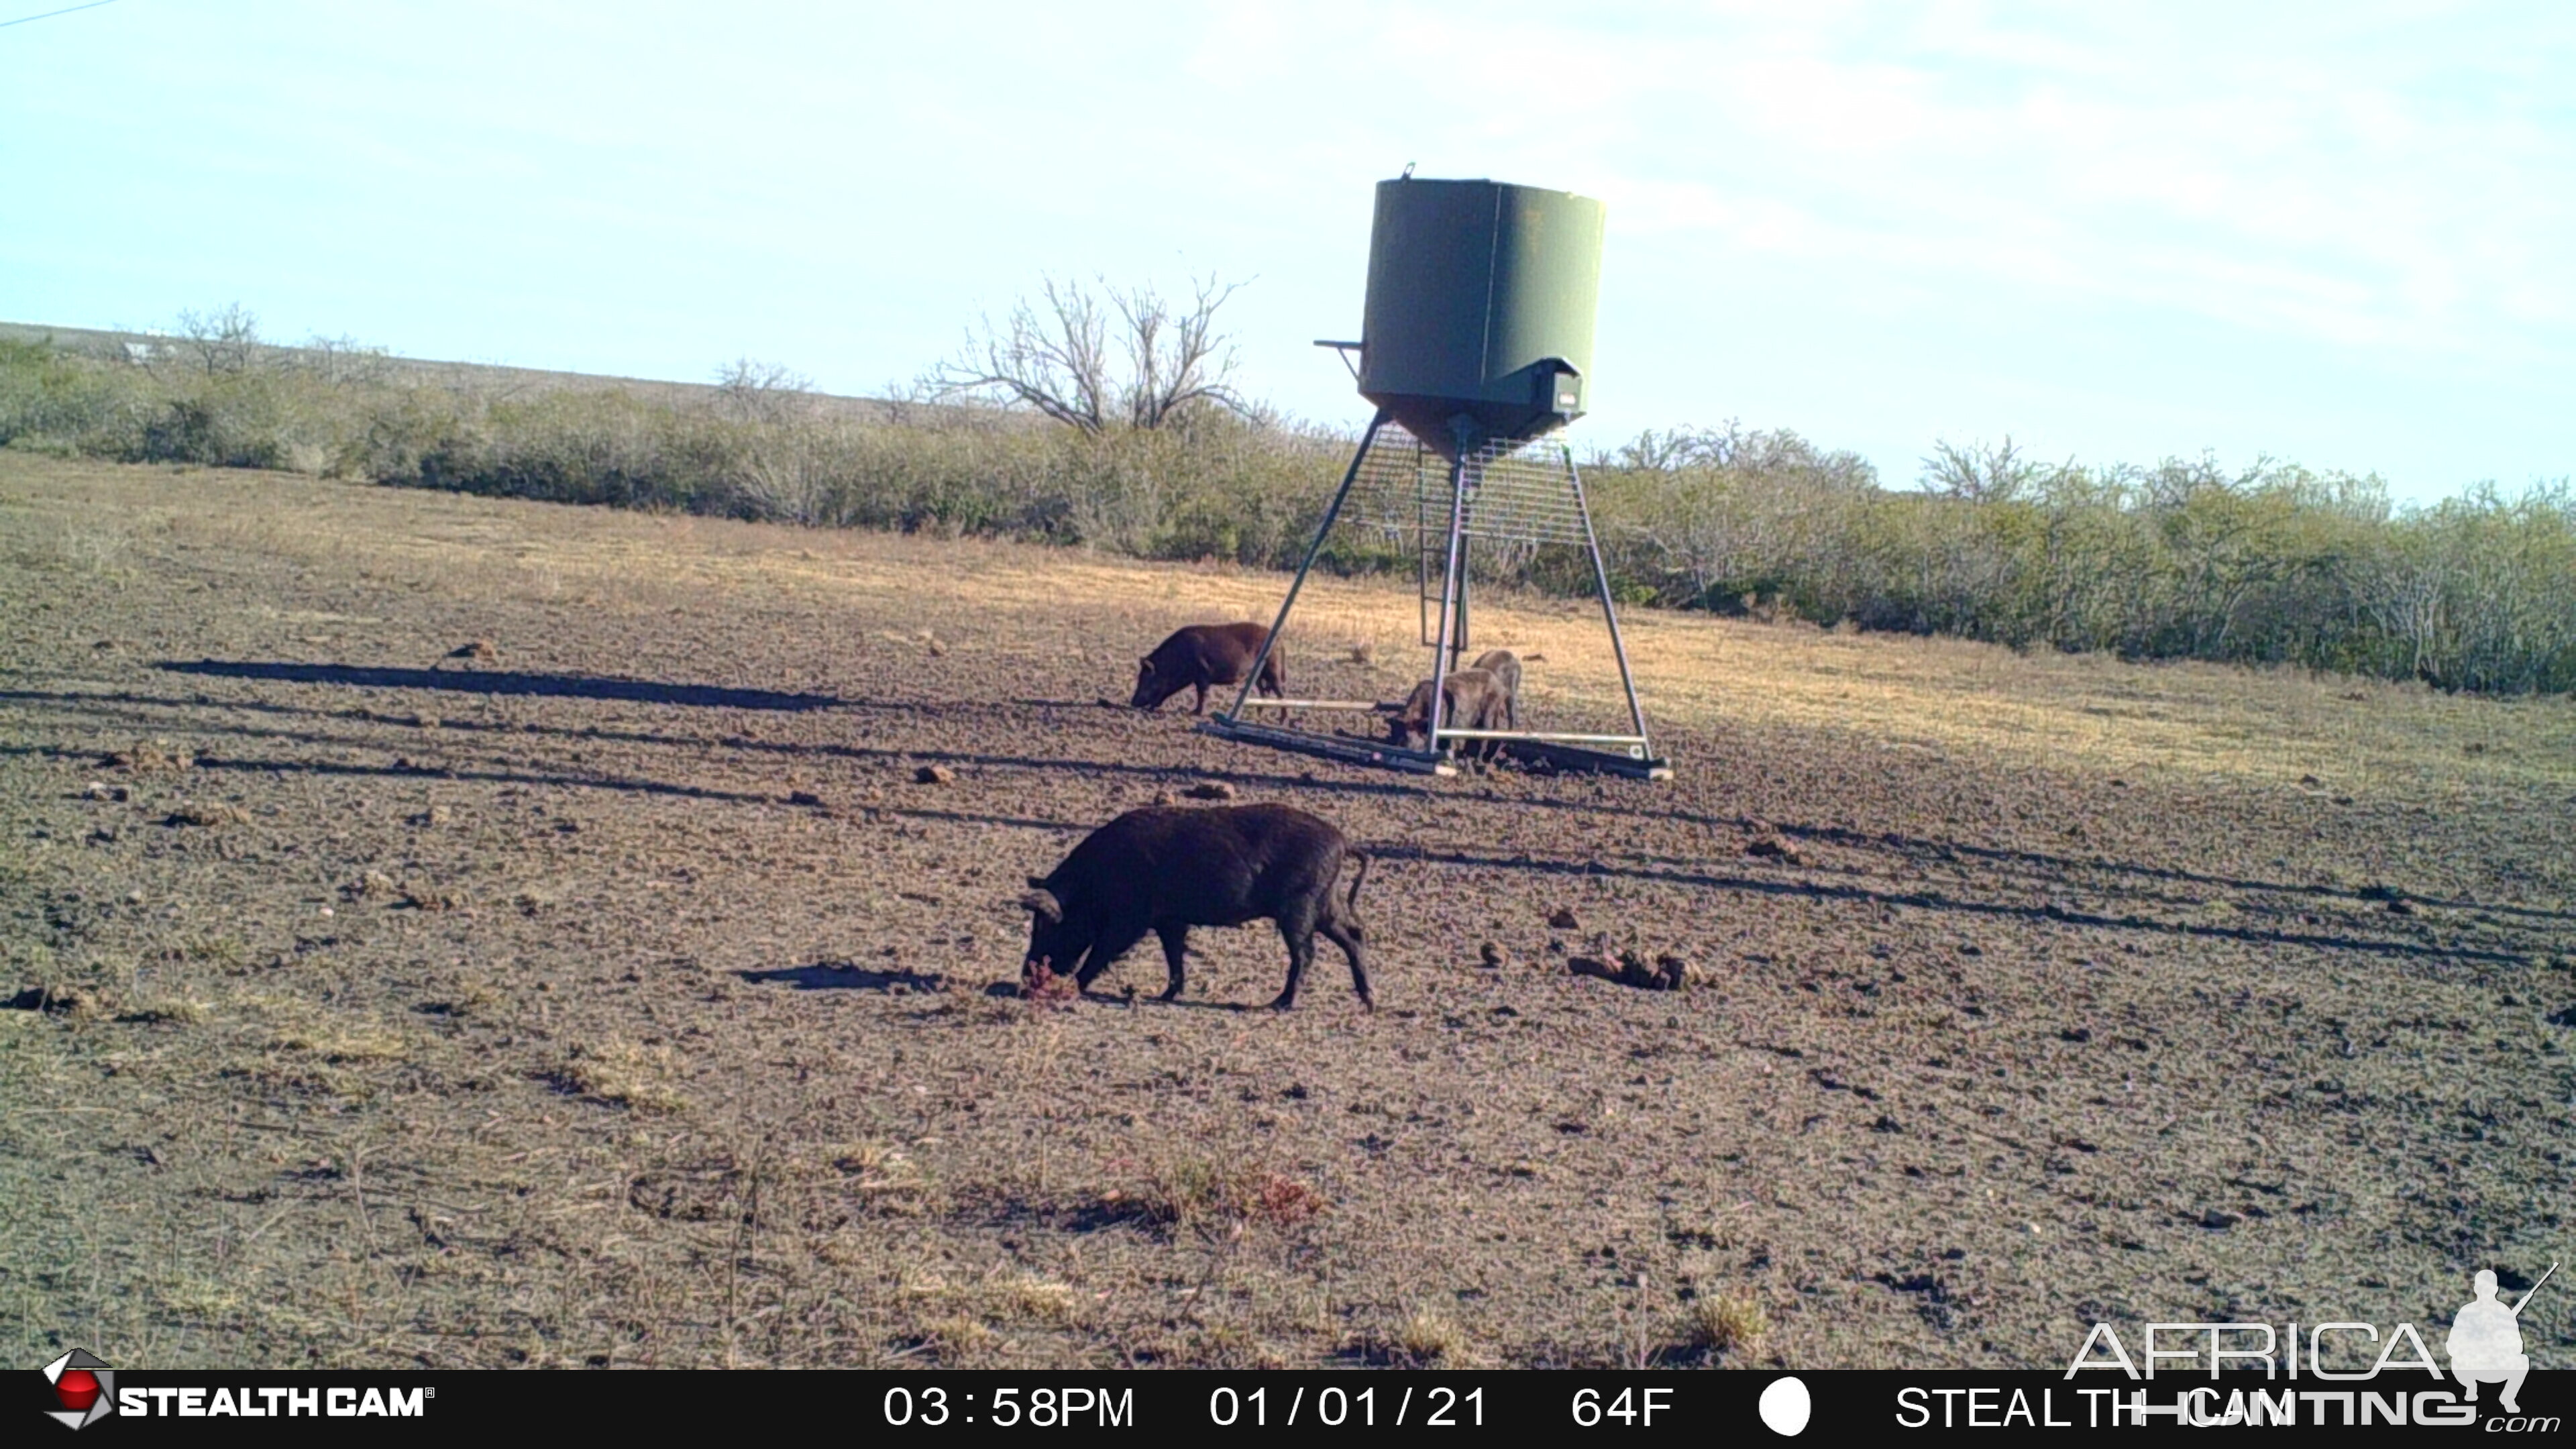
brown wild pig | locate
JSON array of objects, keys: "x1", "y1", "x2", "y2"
[
  {"x1": 1468, "y1": 649, "x2": 1523, "y2": 730},
  {"x1": 1019, "y1": 804, "x2": 1371, "y2": 1010},
  {"x1": 1387, "y1": 667, "x2": 1511, "y2": 756},
  {"x1": 1132, "y1": 623, "x2": 1286, "y2": 714}
]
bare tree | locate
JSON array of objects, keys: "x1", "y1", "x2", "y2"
[
  {"x1": 173, "y1": 303, "x2": 262, "y2": 376},
  {"x1": 1114, "y1": 274, "x2": 1247, "y2": 429},
  {"x1": 1921, "y1": 436, "x2": 2054, "y2": 504},
  {"x1": 930, "y1": 273, "x2": 1250, "y2": 433},
  {"x1": 300, "y1": 332, "x2": 392, "y2": 386},
  {"x1": 1615, "y1": 423, "x2": 1749, "y2": 472},
  {"x1": 714, "y1": 357, "x2": 814, "y2": 425},
  {"x1": 1610, "y1": 421, "x2": 1876, "y2": 483}
]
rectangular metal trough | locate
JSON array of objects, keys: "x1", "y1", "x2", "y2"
[
  {"x1": 1196, "y1": 715, "x2": 1452, "y2": 775},
  {"x1": 1201, "y1": 714, "x2": 1670, "y2": 780}
]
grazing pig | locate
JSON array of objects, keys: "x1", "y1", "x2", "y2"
[
  {"x1": 1019, "y1": 804, "x2": 1371, "y2": 1010},
  {"x1": 1468, "y1": 649, "x2": 1523, "y2": 730},
  {"x1": 1387, "y1": 667, "x2": 1510, "y2": 756},
  {"x1": 1132, "y1": 623, "x2": 1286, "y2": 714}
]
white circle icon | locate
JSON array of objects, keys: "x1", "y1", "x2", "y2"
[{"x1": 1758, "y1": 1375, "x2": 1811, "y2": 1436}]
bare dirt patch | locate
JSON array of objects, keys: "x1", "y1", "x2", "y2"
[{"x1": 3, "y1": 453, "x2": 2571, "y2": 1370}]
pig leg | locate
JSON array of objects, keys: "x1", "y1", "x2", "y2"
[
  {"x1": 1075, "y1": 920, "x2": 1150, "y2": 991},
  {"x1": 1317, "y1": 916, "x2": 1372, "y2": 1008},
  {"x1": 1055, "y1": 930, "x2": 1105, "y2": 989},
  {"x1": 1269, "y1": 900, "x2": 1322, "y2": 1010},
  {"x1": 1192, "y1": 680, "x2": 1212, "y2": 714},
  {"x1": 1155, "y1": 923, "x2": 1189, "y2": 1001}
]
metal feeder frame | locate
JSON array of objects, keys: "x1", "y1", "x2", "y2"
[{"x1": 1199, "y1": 409, "x2": 1670, "y2": 780}]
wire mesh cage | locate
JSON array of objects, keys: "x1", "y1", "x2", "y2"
[
  {"x1": 1342, "y1": 424, "x2": 1596, "y2": 548},
  {"x1": 1340, "y1": 423, "x2": 1609, "y2": 649}
]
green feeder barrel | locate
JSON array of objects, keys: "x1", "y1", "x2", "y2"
[{"x1": 1357, "y1": 177, "x2": 1604, "y2": 458}]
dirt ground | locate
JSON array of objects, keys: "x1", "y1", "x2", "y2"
[{"x1": 4, "y1": 453, "x2": 2571, "y2": 1371}]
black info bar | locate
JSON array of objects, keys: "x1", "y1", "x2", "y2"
[{"x1": 19, "y1": 1368, "x2": 2571, "y2": 1440}]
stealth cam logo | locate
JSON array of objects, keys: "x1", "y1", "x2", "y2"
[{"x1": 40, "y1": 1349, "x2": 114, "y2": 1432}]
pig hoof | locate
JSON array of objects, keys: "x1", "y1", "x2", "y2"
[
  {"x1": 1267, "y1": 995, "x2": 1296, "y2": 1012},
  {"x1": 1157, "y1": 986, "x2": 1183, "y2": 1002}
]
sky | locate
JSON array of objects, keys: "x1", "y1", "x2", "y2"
[{"x1": 5, "y1": 1, "x2": 2572, "y2": 502}]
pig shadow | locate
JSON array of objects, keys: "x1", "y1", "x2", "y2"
[
  {"x1": 971, "y1": 979, "x2": 1252, "y2": 1012},
  {"x1": 739, "y1": 963, "x2": 947, "y2": 992},
  {"x1": 159, "y1": 659, "x2": 849, "y2": 712}
]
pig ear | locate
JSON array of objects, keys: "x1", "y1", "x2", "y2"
[
  {"x1": 1138, "y1": 657, "x2": 1153, "y2": 672},
  {"x1": 1019, "y1": 888, "x2": 1063, "y2": 922}
]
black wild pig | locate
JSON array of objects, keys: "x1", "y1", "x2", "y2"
[
  {"x1": 1387, "y1": 667, "x2": 1510, "y2": 755},
  {"x1": 1468, "y1": 649, "x2": 1523, "y2": 730},
  {"x1": 1018, "y1": 804, "x2": 1371, "y2": 1010},
  {"x1": 1132, "y1": 623, "x2": 1286, "y2": 714}
]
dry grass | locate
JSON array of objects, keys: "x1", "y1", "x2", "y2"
[
  {"x1": 108, "y1": 740, "x2": 195, "y2": 773},
  {"x1": 1358, "y1": 1307, "x2": 1480, "y2": 1367},
  {"x1": 990, "y1": 1273, "x2": 1080, "y2": 1326},
  {"x1": 165, "y1": 802, "x2": 250, "y2": 827},
  {"x1": 827, "y1": 1140, "x2": 936, "y2": 1212},
  {"x1": 554, "y1": 1037, "x2": 690, "y2": 1113},
  {"x1": 30, "y1": 453, "x2": 2551, "y2": 796},
  {"x1": 888, "y1": 1266, "x2": 1081, "y2": 1362},
  {"x1": 1115, "y1": 1154, "x2": 1330, "y2": 1234},
  {"x1": 0, "y1": 515, "x2": 136, "y2": 580},
  {"x1": 917, "y1": 1313, "x2": 1002, "y2": 1360},
  {"x1": 421, "y1": 979, "x2": 498, "y2": 1018},
  {"x1": 1682, "y1": 1289, "x2": 1770, "y2": 1359},
  {"x1": 266, "y1": 1021, "x2": 409, "y2": 1064},
  {"x1": 1042, "y1": 564, "x2": 2576, "y2": 796}
]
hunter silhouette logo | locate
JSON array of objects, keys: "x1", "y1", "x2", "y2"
[
  {"x1": 2449, "y1": 1262, "x2": 2556, "y2": 1415},
  {"x1": 39, "y1": 1349, "x2": 113, "y2": 1431},
  {"x1": 2059, "y1": 1256, "x2": 2562, "y2": 1427}
]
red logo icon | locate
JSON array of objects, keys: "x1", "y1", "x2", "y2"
[
  {"x1": 40, "y1": 1350, "x2": 114, "y2": 1431},
  {"x1": 55, "y1": 1369, "x2": 103, "y2": 1413}
]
